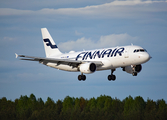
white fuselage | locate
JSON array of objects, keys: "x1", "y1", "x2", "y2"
[{"x1": 45, "y1": 45, "x2": 151, "y2": 73}]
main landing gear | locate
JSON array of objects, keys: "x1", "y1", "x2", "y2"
[
  {"x1": 78, "y1": 73, "x2": 86, "y2": 81},
  {"x1": 78, "y1": 69, "x2": 116, "y2": 81},
  {"x1": 108, "y1": 69, "x2": 116, "y2": 81}
]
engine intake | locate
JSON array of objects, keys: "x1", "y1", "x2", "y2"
[
  {"x1": 79, "y1": 63, "x2": 96, "y2": 74},
  {"x1": 135, "y1": 65, "x2": 142, "y2": 72},
  {"x1": 123, "y1": 64, "x2": 142, "y2": 74}
]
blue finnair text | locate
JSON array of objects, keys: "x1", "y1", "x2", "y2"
[{"x1": 76, "y1": 48, "x2": 124, "y2": 60}]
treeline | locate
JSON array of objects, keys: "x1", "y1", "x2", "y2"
[{"x1": 0, "y1": 94, "x2": 167, "y2": 120}]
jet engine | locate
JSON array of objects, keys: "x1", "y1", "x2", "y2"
[
  {"x1": 123, "y1": 64, "x2": 142, "y2": 76},
  {"x1": 79, "y1": 63, "x2": 96, "y2": 74}
]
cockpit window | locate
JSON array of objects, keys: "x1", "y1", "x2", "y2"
[{"x1": 134, "y1": 49, "x2": 147, "y2": 53}]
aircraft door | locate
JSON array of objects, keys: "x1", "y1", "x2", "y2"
[{"x1": 124, "y1": 47, "x2": 129, "y2": 58}]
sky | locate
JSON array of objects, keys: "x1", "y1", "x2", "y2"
[{"x1": 0, "y1": 0, "x2": 167, "y2": 102}]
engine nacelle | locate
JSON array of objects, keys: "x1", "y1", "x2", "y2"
[
  {"x1": 79, "y1": 63, "x2": 96, "y2": 74},
  {"x1": 124, "y1": 64, "x2": 142, "y2": 74}
]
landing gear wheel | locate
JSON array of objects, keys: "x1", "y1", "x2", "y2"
[
  {"x1": 108, "y1": 75, "x2": 116, "y2": 81},
  {"x1": 111, "y1": 75, "x2": 116, "y2": 81},
  {"x1": 78, "y1": 74, "x2": 86, "y2": 81},
  {"x1": 108, "y1": 75, "x2": 112, "y2": 81},
  {"x1": 78, "y1": 75, "x2": 82, "y2": 81},
  {"x1": 108, "y1": 69, "x2": 116, "y2": 81},
  {"x1": 82, "y1": 75, "x2": 86, "y2": 81},
  {"x1": 132, "y1": 72, "x2": 137, "y2": 76}
]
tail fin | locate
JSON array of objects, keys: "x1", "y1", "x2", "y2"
[{"x1": 41, "y1": 28, "x2": 62, "y2": 57}]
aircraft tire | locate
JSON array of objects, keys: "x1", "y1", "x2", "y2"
[
  {"x1": 111, "y1": 75, "x2": 116, "y2": 81},
  {"x1": 132, "y1": 72, "x2": 137, "y2": 76},
  {"x1": 78, "y1": 75, "x2": 82, "y2": 81},
  {"x1": 78, "y1": 75, "x2": 86, "y2": 81},
  {"x1": 82, "y1": 75, "x2": 86, "y2": 81},
  {"x1": 108, "y1": 75, "x2": 112, "y2": 81},
  {"x1": 108, "y1": 75, "x2": 116, "y2": 81}
]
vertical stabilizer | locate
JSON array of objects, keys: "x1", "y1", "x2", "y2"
[{"x1": 41, "y1": 28, "x2": 62, "y2": 57}]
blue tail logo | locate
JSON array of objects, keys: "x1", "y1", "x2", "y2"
[{"x1": 43, "y1": 39, "x2": 58, "y2": 49}]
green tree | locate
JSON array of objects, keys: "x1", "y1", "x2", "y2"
[
  {"x1": 29, "y1": 94, "x2": 37, "y2": 112},
  {"x1": 144, "y1": 99, "x2": 157, "y2": 120},
  {"x1": 0, "y1": 97, "x2": 16, "y2": 120},
  {"x1": 30, "y1": 98, "x2": 44, "y2": 120},
  {"x1": 16, "y1": 95, "x2": 32, "y2": 119},
  {"x1": 1, "y1": 94, "x2": 167, "y2": 120},
  {"x1": 123, "y1": 96, "x2": 134, "y2": 113},
  {"x1": 103, "y1": 96, "x2": 114, "y2": 120},
  {"x1": 80, "y1": 97, "x2": 86, "y2": 111},
  {"x1": 111, "y1": 98, "x2": 123, "y2": 120},
  {"x1": 156, "y1": 99, "x2": 167, "y2": 120},
  {"x1": 103, "y1": 96, "x2": 112, "y2": 111},
  {"x1": 62, "y1": 96, "x2": 75, "y2": 112},
  {"x1": 133, "y1": 96, "x2": 146, "y2": 120},
  {"x1": 123, "y1": 96, "x2": 146, "y2": 120},
  {"x1": 86, "y1": 97, "x2": 96, "y2": 112},
  {"x1": 56, "y1": 99, "x2": 63, "y2": 115},
  {"x1": 123, "y1": 95, "x2": 136, "y2": 120},
  {"x1": 45, "y1": 97, "x2": 55, "y2": 108},
  {"x1": 37, "y1": 98, "x2": 44, "y2": 110},
  {"x1": 44, "y1": 97, "x2": 56, "y2": 120},
  {"x1": 61, "y1": 96, "x2": 75, "y2": 119},
  {"x1": 96, "y1": 95, "x2": 111, "y2": 110},
  {"x1": 16, "y1": 94, "x2": 42, "y2": 120}
]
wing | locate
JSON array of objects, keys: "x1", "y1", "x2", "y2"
[{"x1": 15, "y1": 53, "x2": 103, "y2": 68}]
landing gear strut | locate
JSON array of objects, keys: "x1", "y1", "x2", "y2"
[
  {"x1": 132, "y1": 65, "x2": 138, "y2": 76},
  {"x1": 108, "y1": 69, "x2": 116, "y2": 81},
  {"x1": 78, "y1": 73, "x2": 86, "y2": 81}
]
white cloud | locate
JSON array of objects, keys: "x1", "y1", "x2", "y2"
[
  {"x1": 58, "y1": 33, "x2": 138, "y2": 52},
  {"x1": 0, "y1": 8, "x2": 33, "y2": 16},
  {"x1": 0, "y1": 0, "x2": 166, "y2": 18},
  {"x1": 103, "y1": 0, "x2": 166, "y2": 6},
  {"x1": 98, "y1": 33, "x2": 137, "y2": 47},
  {"x1": 32, "y1": 0, "x2": 167, "y2": 18},
  {"x1": 58, "y1": 37, "x2": 93, "y2": 51},
  {"x1": 75, "y1": 31, "x2": 83, "y2": 36},
  {"x1": 2, "y1": 37, "x2": 16, "y2": 41}
]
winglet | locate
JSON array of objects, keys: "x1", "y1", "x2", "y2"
[{"x1": 15, "y1": 53, "x2": 18, "y2": 58}]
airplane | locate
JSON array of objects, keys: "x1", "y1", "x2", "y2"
[{"x1": 15, "y1": 28, "x2": 151, "y2": 81}]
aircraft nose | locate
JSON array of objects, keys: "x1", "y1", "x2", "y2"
[
  {"x1": 149, "y1": 55, "x2": 152, "y2": 60},
  {"x1": 144, "y1": 53, "x2": 152, "y2": 62},
  {"x1": 138, "y1": 52, "x2": 151, "y2": 63}
]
